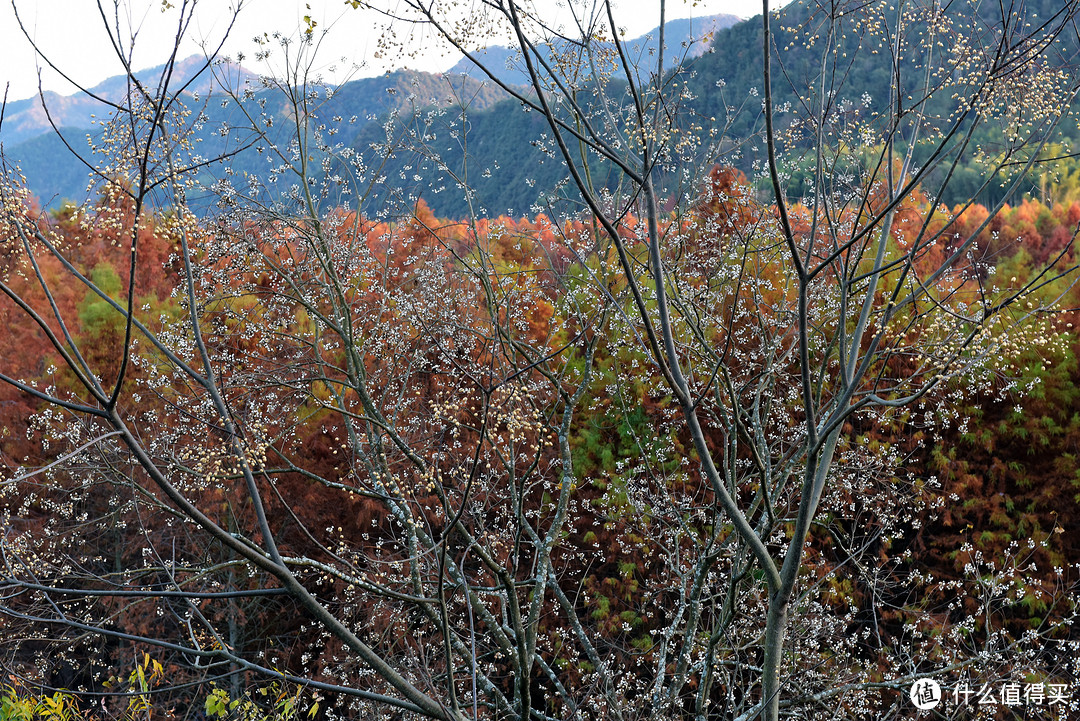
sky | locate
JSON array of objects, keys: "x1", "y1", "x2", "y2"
[{"x1": 0, "y1": 0, "x2": 771, "y2": 104}]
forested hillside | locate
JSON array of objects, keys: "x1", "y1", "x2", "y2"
[
  {"x1": 1, "y1": 65, "x2": 507, "y2": 208},
  {"x1": 8, "y1": 2, "x2": 1080, "y2": 216},
  {"x1": 1, "y1": 14, "x2": 731, "y2": 212},
  {"x1": 359, "y1": 0, "x2": 1080, "y2": 216}
]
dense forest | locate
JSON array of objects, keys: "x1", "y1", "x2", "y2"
[
  {"x1": 2, "y1": 169, "x2": 1079, "y2": 719},
  {"x1": 2, "y1": 1, "x2": 1080, "y2": 720}
]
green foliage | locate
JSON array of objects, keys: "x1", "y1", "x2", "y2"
[
  {"x1": 204, "y1": 680, "x2": 316, "y2": 721},
  {"x1": 591, "y1": 594, "x2": 611, "y2": 620},
  {"x1": 77, "y1": 264, "x2": 123, "y2": 331},
  {"x1": 0, "y1": 684, "x2": 77, "y2": 721},
  {"x1": 0, "y1": 657, "x2": 317, "y2": 721}
]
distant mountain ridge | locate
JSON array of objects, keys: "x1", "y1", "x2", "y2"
[
  {"x1": 0, "y1": 56, "x2": 258, "y2": 148},
  {"x1": 344, "y1": 0, "x2": 1080, "y2": 217},
  {"x1": 1, "y1": 63, "x2": 507, "y2": 207},
  {"x1": 447, "y1": 13, "x2": 742, "y2": 87},
  {"x1": 0, "y1": 11, "x2": 740, "y2": 208},
  {"x1": 11, "y1": 3, "x2": 1064, "y2": 218},
  {"x1": 0, "y1": 11, "x2": 741, "y2": 149}
]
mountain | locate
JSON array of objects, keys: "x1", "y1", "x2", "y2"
[
  {"x1": 0, "y1": 56, "x2": 258, "y2": 148},
  {"x1": 446, "y1": 13, "x2": 742, "y2": 88},
  {"x1": 1, "y1": 14, "x2": 742, "y2": 210},
  {"x1": 2, "y1": 65, "x2": 507, "y2": 208},
  {"x1": 7, "y1": 2, "x2": 1074, "y2": 216},
  {"x1": 356, "y1": 0, "x2": 1080, "y2": 217},
  {"x1": 1, "y1": 91, "x2": 97, "y2": 148}
]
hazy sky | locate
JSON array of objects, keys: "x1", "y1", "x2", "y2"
[{"x1": 0, "y1": 0, "x2": 772, "y2": 104}]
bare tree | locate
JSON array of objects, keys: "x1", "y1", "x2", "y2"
[
  {"x1": 2, "y1": 0, "x2": 1079, "y2": 720},
  {"x1": 379, "y1": 0, "x2": 1080, "y2": 718},
  {"x1": 2, "y1": 3, "x2": 603, "y2": 719}
]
